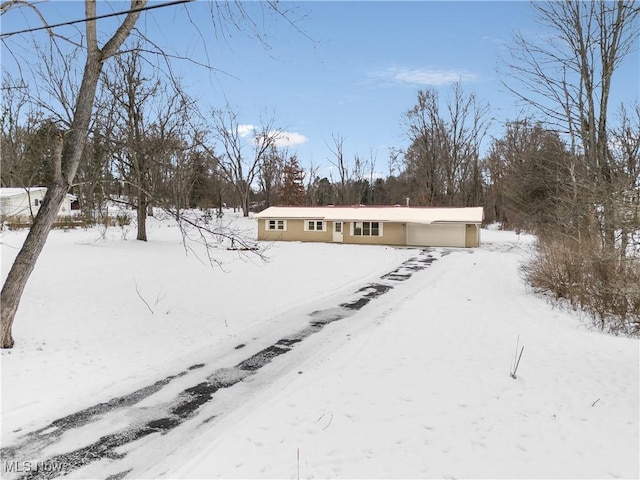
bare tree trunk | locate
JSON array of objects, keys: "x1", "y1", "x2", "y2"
[
  {"x1": 0, "y1": 185, "x2": 68, "y2": 347},
  {"x1": 137, "y1": 188, "x2": 148, "y2": 241},
  {"x1": 328, "y1": 134, "x2": 351, "y2": 204},
  {"x1": 241, "y1": 192, "x2": 250, "y2": 217},
  {"x1": 1, "y1": 128, "x2": 66, "y2": 348},
  {"x1": 0, "y1": 0, "x2": 146, "y2": 348}
]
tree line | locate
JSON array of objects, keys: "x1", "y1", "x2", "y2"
[
  {"x1": 3, "y1": 77, "x2": 637, "y2": 236},
  {"x1": 3, "y1": 69, "x2": 490, "y2": 220}
]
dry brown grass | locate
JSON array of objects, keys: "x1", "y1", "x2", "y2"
[
  {"x1": 524, "y1": 233, "x2": 640, "y2": 335},
  {"x1": 1, "y1": 214, "x2": 94, "y2": 230}
]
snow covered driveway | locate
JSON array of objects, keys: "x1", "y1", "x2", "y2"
[
  {"x1": 2, "y1": 242, "x2": 442, "y2": 479},
  {"x1": 1, "y1": 221, "x2": 638, "y2": 479}
]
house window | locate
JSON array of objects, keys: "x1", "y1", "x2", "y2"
[
  {"x1": 353, "y1": 221, "x2": 382, "y2": 237},
  {"x1": 305, "y1": 220, "x2": 325, "y2": 232},
  {"x1": 266, "y1": 219, "x2": 286, "y2": 231}
]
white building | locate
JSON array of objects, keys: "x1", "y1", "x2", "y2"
[{"x1": 0, "y1": 187, "x2": 76, "y2": 219}]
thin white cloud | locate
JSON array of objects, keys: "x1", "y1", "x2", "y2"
[
  {"x1": 237, "y1": 124, "x2": 256, "y2": 137},
  {"x1": 371, "y1": 67, "x2": 479, "y2": 86},
  {"x1": 274, "y1": 131, "x2": 308, "y2": 147},
  {"x1": 236, "y1": 125, "x2": 307, "y2": 147},
  {"x1": 482, "y1": 35, "x2": 508, "y2": 48}
]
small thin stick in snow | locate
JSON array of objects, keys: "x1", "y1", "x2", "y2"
[
  {"x1": 134, "y1": 279, "x2": 154, "y2": 315},
  {"x1": 155, "y1": 286, "x2": 166, "y2": 306},
  {"x1": 510, "y1": 336, "x2": 524, "y2": 379},
  {"x1": 592, "y1": 398, "x2": 600, "y2": 407},
  {"x1": 322, "y1": 412, "x2": 333, "y2": 430}
]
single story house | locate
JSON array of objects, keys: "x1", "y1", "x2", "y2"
[
  {"x1": 0, "y1": 187, "x2": 76, "y2": 219},
  {"x1": 255, "y1": 206, "x2": 484, "y2": 248}
]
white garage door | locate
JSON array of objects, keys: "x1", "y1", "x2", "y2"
[{"x1": 406, "y1": 223, "x2": 466, "y2": 248}]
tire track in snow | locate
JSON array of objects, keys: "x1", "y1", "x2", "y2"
[{"x1": 0, "y1": 248, "x2": 451, "y2": 480}]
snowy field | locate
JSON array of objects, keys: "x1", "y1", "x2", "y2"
[{"x1": 1, "y1": 211, "x2": 638, "y2": 479}]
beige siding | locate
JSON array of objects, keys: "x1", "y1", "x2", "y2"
[
  {"x1": 258, "y1": 217, "x2": 480, "y2": 248},
  {"x1": 259, "y1": 219, "x2": 406, "y2": 246},
  {"x1": 343, "y1": 221, "x2": 405, "y2": 246},
  {"x1": 465, "y1": 224, "x2": 479, "y2": 248},
  {"x1": 257, "y1": 219, "x2": 332, "y2": 243},
  {"x1": 407, "y1": 223, "x2": 466, "y2": 247},
  {"x1": 257, "y1": 219, "x2": 285, "y2": 241},
  {"x1": 289, "y1": 219, "x2": 333, "y2": 242}
]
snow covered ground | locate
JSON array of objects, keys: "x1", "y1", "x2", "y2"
[{"x1": 1, "y1": 212, "x2": 638, "y2": 479}]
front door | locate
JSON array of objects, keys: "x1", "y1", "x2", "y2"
[{"x1": 332, "y1": 221, "x2": 343, "y2": 242}]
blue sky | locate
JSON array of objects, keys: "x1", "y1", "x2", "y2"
[{"x1": 2, "y1": 1, "x2": 638, "y2": 178}]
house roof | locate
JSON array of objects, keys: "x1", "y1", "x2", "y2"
[
  {"x1": 0, "y1": 187, "x2": 47, "y2": 198},
  {"x1": 0, "y1": 187, "x2": 77, "y2": 201},
  {"x1": 255, "y1": 206, "x2": 484, "y2": 224}
]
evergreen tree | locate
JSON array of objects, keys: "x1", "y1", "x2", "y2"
[{"x1": 279, "y1": 155, "x2": 306, "y2": 205}]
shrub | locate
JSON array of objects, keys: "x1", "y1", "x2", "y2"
[
  {"x1": 1, "y1": 215, "x2": 32, "y2": 230},
  {"x1": 0, "y1": 214, "x2": 93, "y2": 230},
  {"x1": 524, "y1": 233, "x2": 640, "y2": 335},
  {"x1": 100, "y1": 215, "x2": 116, "y2": 227},
  {"x1": 115, "y1": 214, "x2": 132, "y2": 227}
]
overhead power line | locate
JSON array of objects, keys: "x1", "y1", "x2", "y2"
[{"x1": 0, "y1": 0, "x2": 195, "y2": 39}]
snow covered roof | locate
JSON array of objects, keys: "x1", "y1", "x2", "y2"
[
  {"x1": 255, "y1": 206, "x2": 484, "y2": 224},
  {"x1": 0, "y1": 187, "x2": 77, "y2": 201},
  {"x1": 0, "y1": 187, "x2": 47, "y2": 198}
]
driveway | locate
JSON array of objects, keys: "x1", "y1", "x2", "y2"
[{"x1": 1, "y1": 248, "x2": 449, "y2": 480}]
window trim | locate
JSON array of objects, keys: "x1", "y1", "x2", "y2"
[
  {"x1": 351, "y1": 221, "x2": 383, "y2": 237},
  {"x1": 266, "y1": 219, "x2": 287, "y2": 231},
  {"x1": 304, "y1": 219, "x2": 326, "y2": 232}
]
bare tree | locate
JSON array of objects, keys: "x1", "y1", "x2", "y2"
[
  {"x1": 1, "y1": 0, "x2": 146, "y2": 348},
  {"x1": 503, "y1": 1, "x2": 640, "y2": 333},
  {"x1": 610, "y1": 103, "x2": 640, "y2": 257},
  {"x1": 366, "y1": 148, "x2": 377, "y2": 204},
  {"x1": 103, "y1": 46, "x2": 159, "y2": 240},
  {"x1": 503, "y1": 0, "x2": 640, "y2": 248},
  {"x1": 257, "y1": 145, "x2": 284, "y2": 208},
  {"x1": 207, "y1": 108, "x2": 282, "y2": 217},
  {"x1": 403, "y1": 89, "x2": 445, "y2": 205},
  {"x1": 1, "y1": 0, "x2": 302, "y2": 348},
  {"x1": 74, "y1": 102, "x2": 118, "y2": 221},
  {"x1": 102, "y1": 45, "x2": 200, "y2": 238},
  {"x1": 403, "y1": 84, "x2": 489, "y2": 206},
  {"x1": 304, "y1": 159, "x2": 320, "y2": 206},
  {"x1": 327, "y1": 134, "x2": 357, "y2": 204}
]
